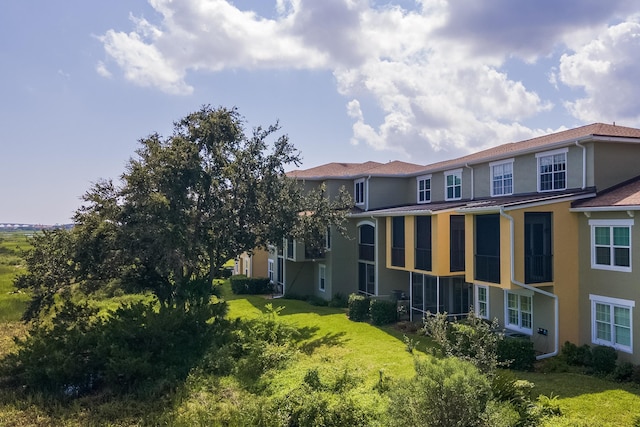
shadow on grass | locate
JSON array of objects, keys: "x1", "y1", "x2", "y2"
[{"x1": 300, "y1": 331, "x2": 348, "y2": 355}]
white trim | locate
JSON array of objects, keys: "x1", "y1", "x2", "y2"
[
  {"x1": 589, "y1": 294, "x2": 634, "y2": 353},
  {"x1": 537, "y1": 148, "x2": 568, "y2": 192},
  {"x1": 416, "y1": 174, "x2": 432, "y2": 204},
  {"x1": 490, "y1": 159, "x2": 514, "y2": 197},
  {"x1": 444, "y1": 169, "x2": 462, "y2": 201},
  {"x1": 504, "y1": 289, "x2": 534, "y2": 335},
  {"x1": 589, "y1": 220, "x2": 633, "y2": 272},
  {"x1": 267, "y1": 259, "x2": 274, "y2": 283},
  {"x1": 589, "y1": 219, "x2": 634, "y2": 227},
  {"x1": 589, "y1": 294, "x2": 635, "y2": 307},
  {"x1": 354, "y1": 178, "x2": 366, "y2": 206},
  {"x1": 535, "y1": 147, "x2": 569, "y2": 158},
  {"x1": 474, "y1": 284, "x2": 489, "y2": 319},
  {"x1": 319, "y1": 264, "x2": 326, "y2": 292}
]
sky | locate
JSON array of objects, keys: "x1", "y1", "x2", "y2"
[{"x1": 2, "y1": 0, "x2": 640, "y2": 224}]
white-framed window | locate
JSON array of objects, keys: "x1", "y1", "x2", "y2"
[
  {"x1": 268, "y1": 259, "x2": 274, "y2": 283},
  {"x1": 354, "y1": 178, "x2": 365, "y2": 206},
  {"x1": 590, "y1": 294, "x2": 634, "y2": 353},
  {"x1": 505, "y1": 290, "x2": 533, "y2": 334},
  {"x1": 536, "y1": 148, "x2": 567, "y2": 192},
  {"x1": 490, "y1": 159, "x2": 514, "y2": 196},
  {"x1": 417, "y1": 175, "x2": 432, "y2": 204},
  {"x1": 475, "y1": 284, "x2": 489, "y2": 319},
  {"x1": 286, "y1": 237, "x2": 295, "y2": 260},
  {"x1": 445, "y1": 169, "x2": 462, "y2": 201},
  {"x1": 325, "y1": 226, "x2": 331, "y2": 250},
  {"x1": 319, "y1": 264, "x2": 326, "y2": 292},
  {"x1": 589, "y1": 219, "x2": 633, "y2": 272}
]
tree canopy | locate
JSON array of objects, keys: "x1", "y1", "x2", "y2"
[{"x1": 16, "y1": 106, "x2": 351, "y2": 318}]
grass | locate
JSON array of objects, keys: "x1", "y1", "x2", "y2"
[
  {"x1": 1, "y1": 247, "x2": 640, "y2": 425},
  {"x1": 0, "y1": 232, "x2": 31, "y2": 322}
]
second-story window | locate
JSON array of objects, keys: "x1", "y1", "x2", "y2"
[
  {"x1": 590, "y1": 219, "x2": 633, "y2": 272},
  {"x1": 490, "y1": 159, "x2": 514, "y2": 196},
  {"x1": 537, "y1": 148, "x2": 567, "y2": 192},
  {"x1": 354, "y1": 178, "x2": 365, "y2": 206},
  {"x1": 417, "y1": 175, "x2": 432, "y2": 204},
  {"x1": 445, "y1": 169, "x2": 462, "y2": 201}
]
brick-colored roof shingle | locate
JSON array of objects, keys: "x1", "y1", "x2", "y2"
[
  {"x1": 287, "y1": 160, "x2": 423, "y2": 179},
  {"x1": 573, "y1": 176, "x2": 640, "y2": 208}
]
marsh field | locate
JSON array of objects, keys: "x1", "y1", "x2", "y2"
[{"x1": 0, "y1": 231, "x2": 640, "y2": 426}]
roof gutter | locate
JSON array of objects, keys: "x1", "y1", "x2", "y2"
[{"x1": 499, "y1": 208, "x2": 559, "y2": 360}]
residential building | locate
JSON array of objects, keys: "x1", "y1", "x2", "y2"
[
  {"x1": 234, "y1": 249, "x2": 269, "y2": 278},
  {"x1": 270, "y1": 123, "x2": 640, "y2": 362}
]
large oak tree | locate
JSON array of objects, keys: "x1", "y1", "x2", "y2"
[{"x1": 17, "y1": 106, "x2": 350, "y2": 317}]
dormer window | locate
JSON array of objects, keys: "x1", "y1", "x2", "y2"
[
  {"x1": 417, "y1": 175, "x2": 432, "y2": 204},
  {"x1": 537, "y1": 148, "x2": 567, "y2": 192},
  {"x1": 354, "y1": 178, "x2": 365, "y2": 206},
  {"x1": 445, "y1": 169, "x2": 462, "y2": 201}
]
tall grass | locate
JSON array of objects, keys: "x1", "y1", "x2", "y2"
[{"x1": 0, "y1": 233, "x2": 30, "y2": 322}]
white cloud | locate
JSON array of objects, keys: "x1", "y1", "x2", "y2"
[
  {"x1": 99, "y1": 0, "x2": 640, "y2": 161},
  {"x1": 560, "y1": 19, "x2": 640, "y2": 125},
  {"x1": 96, "y1": 61, "x2": 112, "y2": 78}
]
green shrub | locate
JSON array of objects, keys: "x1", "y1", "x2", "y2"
[
  {"x1": 424, "y1": 310, "x2": 503, "y2": 375},
  {"x1": 328, "y1": 292, "x2": 348, "y2": 308},
  {"x1": 591, "y1": 345, "x2": 617, "y2": 375},
  {"x1": 229, "y1": 275, "x2": 273, "y2": 295},
  {"x1": 388, "y1": 356, "x2": 491, "y2": 427},
  {"x1": 612, "y1": 361, "x2": 634, "y2": 382},
  {"x1": 497, "y1": 337, "x2": 536, "y2": 371},
  {"x1": 369, "y1": 299, "x2": 397, "y2": 325},
  {"x1": 347, "y1": 293, "x2": 370, "y2": 322},
  {"x1": 561, "y1": 341, "x2": 592, "y2": 366}
]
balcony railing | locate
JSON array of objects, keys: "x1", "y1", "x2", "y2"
[
  {"x1": 359, "y1": 244, "x2": 375, "y2": 261},
  {"x1": 391, "y1": 247, "x2": 405, "y2": 267},
  {"x1": 475, "y1": 254, "x2": 500, "y2": 283},
  {"x1": 525, "y1": 254, "x2": 553, "y2": 283},
  {"x1": 415, "y1": 248, "x2": 432, "y2": 271}
]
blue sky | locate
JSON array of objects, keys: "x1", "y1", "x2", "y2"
[{"x1": 2, "y1": 0, "x2": 640, "y2": 224}]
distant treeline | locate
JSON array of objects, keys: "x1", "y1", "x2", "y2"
[{"x1": 0, "y1": 224, "x2": 73, "y2": 232}]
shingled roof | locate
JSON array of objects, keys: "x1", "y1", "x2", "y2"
[
  {"x1": 415, "y1": 123, "x2": 640, "y2": 175},
  {"x1": 572, "y1": 175, "x2": 640, "y2": 209},
  {"x1": 287, "y1": 160, "x2": 423, "y2": 179},
  {"x1": 288, "y1": 123, "x2": 640, "y2": 180}
]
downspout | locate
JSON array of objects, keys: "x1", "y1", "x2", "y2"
[
  {"x1": 465, "y1": 163, "x2": 474, "y2": 200},
  {"x1": 365, "y1": 175, "x2": 372, "y2": 211},
  {"x1": 499, "y1": 208, "x2": 559, "y2": 360},
  {"x1": 372, "y1": 215, "x2": 379, "y2": 296},
  {"x1": 575, "y1": 141, "x2": 587, "y2": 190}
]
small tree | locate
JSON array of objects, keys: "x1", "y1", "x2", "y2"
[{"x1": 423, "y1": 310, "x2": 504, "y2": 375}]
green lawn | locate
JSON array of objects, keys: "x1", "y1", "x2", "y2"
[
  {"x1": 2, "y1": 252, "x2": 640, "y2": 425},
  {"x1": 225, "y1": 291, "x2": 640, "y2": 426},
  {"x1": 0, "y1": 232, "x2": 30, "y2": 322}
]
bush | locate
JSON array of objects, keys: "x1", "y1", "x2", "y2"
[
  {"x1": 497, "y1": 337, "x2": 536, "y2": 371},
  {"x1": 369, "y1": 299, "x2": 397, "y2": 325},
  {"x1": 561, "y1": 341, "x2": 592, "y2": 366},
  {"x1": 424, "y1": 310, "x2": 503, "y2": 375},
  {"x1": 388, "y1": 356, "x2": 491, "y2": 427},
  {"x1": 347, "y1": 294, "x2": 370, "y2": 322},
  {"x1": 229, "y1": 275, "x2": 273, "y2": 295},
  {"x1": 612, "y1": 361, "x2": 634, "y2": 382},
  {"x1": 328, "y1": 292, "x2": 348, "y2": 308},
  {"x1": 591, "y1": 345, "x2": 617, "y2": 375}
]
